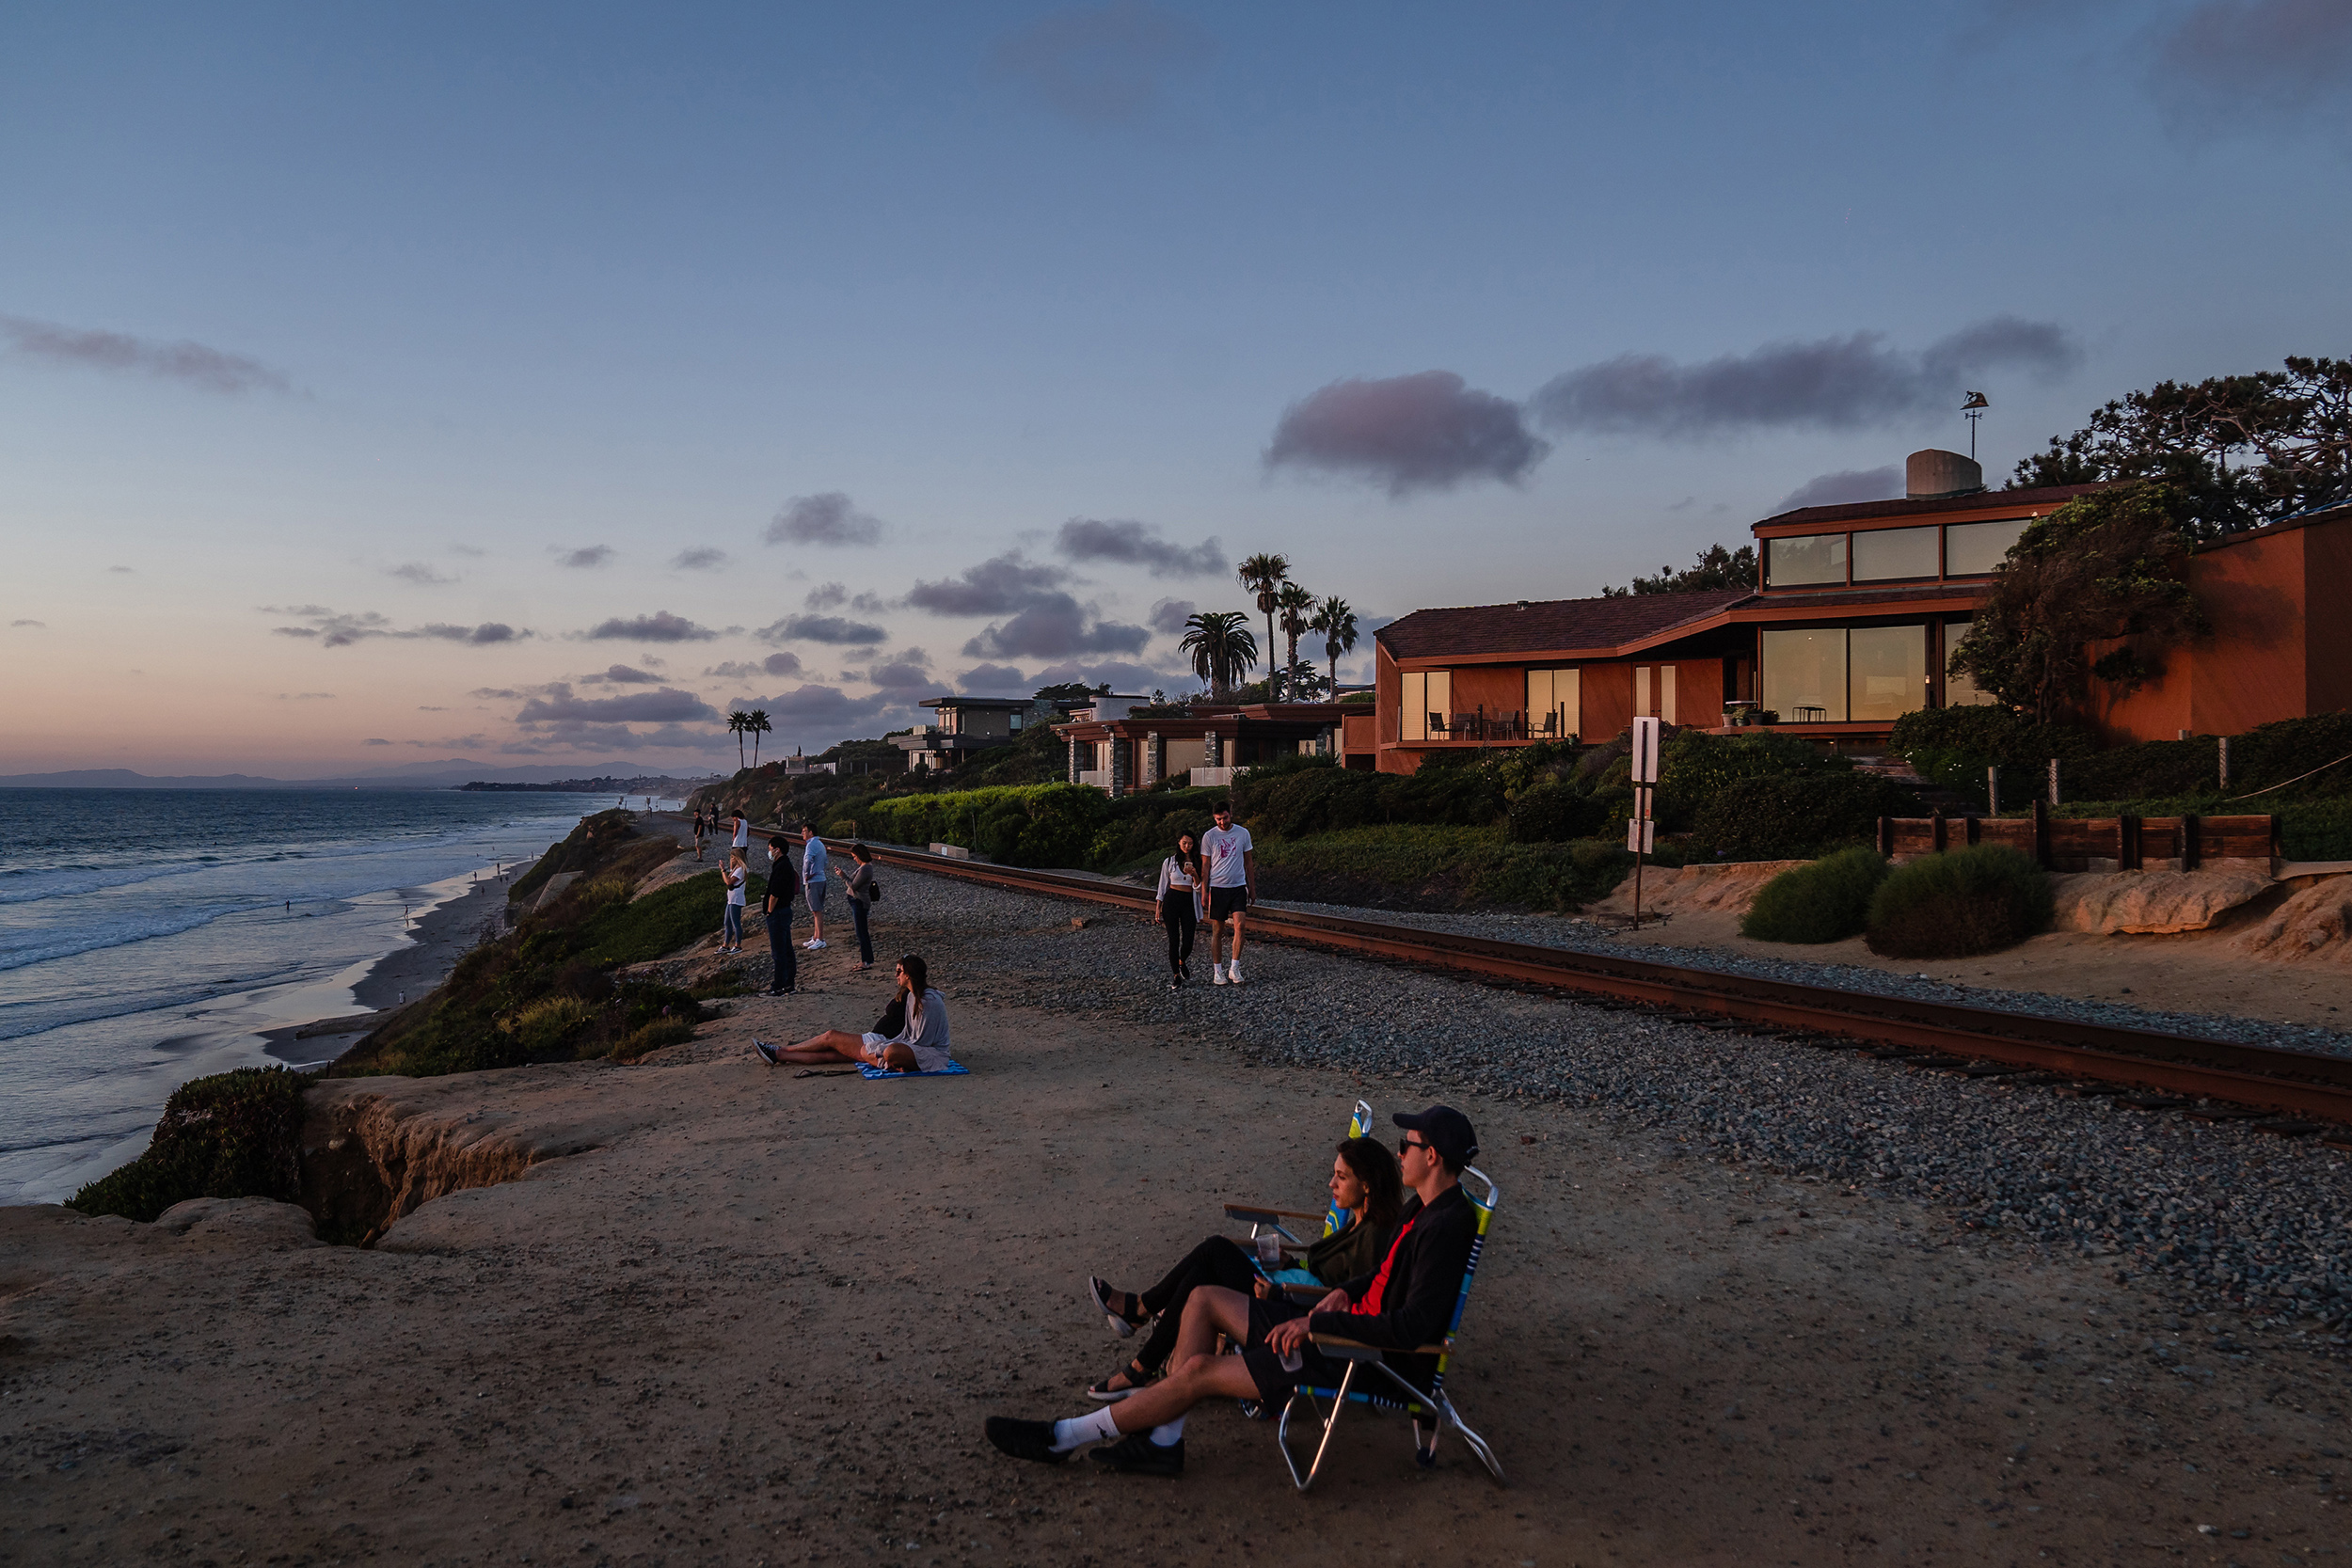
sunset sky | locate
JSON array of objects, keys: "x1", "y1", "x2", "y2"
[{"x1": 5, "y1": 2, "x2": 2348, "y2": 776}]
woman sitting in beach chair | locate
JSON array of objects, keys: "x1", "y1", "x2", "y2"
[
  {"x1": 1080, "y1": 1134, "x2": 1402, "y2": 1402},
  {"x1": 757, "y1": 953, "x2": 952, "y2": 1073}
]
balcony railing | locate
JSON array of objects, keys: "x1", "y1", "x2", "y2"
[{"x1": 1412, "y1": 708, "x2": 1569, "y2": 743}]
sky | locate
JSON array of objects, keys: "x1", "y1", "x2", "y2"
[{"x1": 3, "y1": 0, "x2": 2348, "y2": 776}]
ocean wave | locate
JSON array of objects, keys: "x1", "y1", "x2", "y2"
[{"x1": 0, "y1": 861, "x2": 208, "y2": 906}]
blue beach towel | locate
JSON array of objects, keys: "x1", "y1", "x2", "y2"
[{"x1": 858, "y1": 1059, "x2": 969, "y2": 1080}]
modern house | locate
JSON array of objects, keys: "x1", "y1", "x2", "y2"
[
  {"x1": 1054, "y1": 701, "x2": 1346, "y2": 794},
  {"x1": 1370, "y1": 449, "x2": 2352, "y2": 771},
  {"x1": 891, "y1": 696, "x2": 1039, "y2": 773}
]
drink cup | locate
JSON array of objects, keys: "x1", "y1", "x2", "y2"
[{"x1": 1256, "y1": 1232, "x2": 1283, "y2": 1269}]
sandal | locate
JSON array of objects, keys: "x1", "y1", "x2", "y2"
[
  {"x1": 1088, "y1": 1359, "x2": 1152, "y2": 1402},
  {"x1": 1089, "y1": 1277, "x2": 1149, "y2": 1338}
]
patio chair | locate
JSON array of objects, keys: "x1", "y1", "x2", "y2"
[
  {"x1": 1275, "y1": 1164, "x2": 1505, "y2": 1492},
  {"x1": 1426, "y1": 712, "x2": 1449, "y2": 738}
]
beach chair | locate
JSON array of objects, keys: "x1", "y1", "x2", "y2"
[
  {"x1": 1275, "y1": 1164, "x2": 1504, "y2": 1492},
  {"x1": 1221, "y1": 1099, "x2": 1375, "y2": 1264}
]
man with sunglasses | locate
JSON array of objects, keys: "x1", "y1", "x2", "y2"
[{"x1": 984, "y1": 1105, "x2": 1479, "y2": 1478}]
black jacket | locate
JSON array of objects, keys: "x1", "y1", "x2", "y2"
[{"x1": 1307, "y1": 1183, "x2": 1477, "y2": 1384}]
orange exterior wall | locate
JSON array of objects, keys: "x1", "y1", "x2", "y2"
[{"x1": 1580, "y1": 663, "x2": 1634, "y2": 741}]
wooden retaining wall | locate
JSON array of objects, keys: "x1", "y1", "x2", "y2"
[{"x1": 1876, "y1": 805, "x2": 2280, "y2": 873}]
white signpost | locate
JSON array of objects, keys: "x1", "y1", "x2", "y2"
[{"x1": 1629, "y1": 717, "x2": 1661, "y2": 929}]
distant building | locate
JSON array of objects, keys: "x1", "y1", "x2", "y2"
[
  {"x1": 892, "y1": 696, "x2": 1039, "y2": 773},
  {"x1": 1371, "y1": 449, "x2": 2352, "y2": 769},
  {"x1": 1054, "y1": 701, "x2": 1346, "y2": 795}
]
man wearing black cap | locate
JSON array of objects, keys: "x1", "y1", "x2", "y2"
[{"x1": 984, "y1": 1104, "x2": 1480, "y2": 1478}]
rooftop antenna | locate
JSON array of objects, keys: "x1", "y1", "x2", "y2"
[{"x1": 1962, "y1": 390, "x2": 1989, "y2": 462}]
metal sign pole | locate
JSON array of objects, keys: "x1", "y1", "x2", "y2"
[{"x1": 1629, "y1": 718, "x2": 1661, "y2": 931}]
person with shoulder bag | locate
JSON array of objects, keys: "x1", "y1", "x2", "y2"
[{"x1": 844, "y1": 842, "x2": 880, "y2": 970}]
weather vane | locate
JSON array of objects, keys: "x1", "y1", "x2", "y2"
[{"x1": 1962, "y1": 390, "x2": 1989, "y2": 462}]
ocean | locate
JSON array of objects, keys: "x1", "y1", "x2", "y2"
[{"x1": 0, "y1": 787, "x2": 672, "y2": 1207}]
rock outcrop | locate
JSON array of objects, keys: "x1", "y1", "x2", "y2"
[
  {"x1": 151, "y1": 1196, "x2": 322, "y2": 1248},
  {"x1": 2048, "y1": 870, "x2": 2276, "y2": 935},
  {"x1": 2234, "y1": 877, "x2": 2352, "y2": 963}
]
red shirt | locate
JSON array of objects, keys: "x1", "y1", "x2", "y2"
[{"x1": 1351, "y1": 1214, "x2": 1419, "y2": 1317}]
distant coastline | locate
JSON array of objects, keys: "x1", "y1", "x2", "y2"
[{"x1": 458, "y1": 777, "x2": 717, "y2": 794}]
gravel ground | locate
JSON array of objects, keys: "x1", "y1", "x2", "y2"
[{"x1": 836, "y1": 863, "x2": 2352, "y2": 1339}]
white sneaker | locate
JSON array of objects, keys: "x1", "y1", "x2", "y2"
[
  {"x1": 1212, "y1": 964, "x2": 1228, "y2": 986},
  {"x1": 803, "y1": 939, "x2": 820, "y2": 950},
  {"x1": 1227, "y1": 960, "x2": 1244, "y2": 986},
  {"x1": 812, "y1": 939, "x2": 827, "y2": 950}
]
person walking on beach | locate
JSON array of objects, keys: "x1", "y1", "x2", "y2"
[
  {"x1": 800, "y1": 821, "x2": 830, "y2": 950},
  {"x1": 763, "y1": 834, "x2": 797, "y2": 994},
  {"x1": 720, "y1": 849, "x2": 749, "y2": 953},
  {"x1": 843, "y1": 842, "x2": 878, "y2": 971},
  {"x1": 1152, "y1": 832, "x2": 1205, "y2": 988},
  {"x1": 1200, "y1": 802, "x2": 1255, "y2": 986}
]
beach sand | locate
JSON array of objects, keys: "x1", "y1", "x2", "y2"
[{"x1": 5, "y1": 856, "x2": 2347, "y2": 1564}]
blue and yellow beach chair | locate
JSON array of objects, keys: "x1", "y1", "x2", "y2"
[
  {"x1": 1277, "y1": 1163, "x2": 1505, "y2": 1492},
  {"x1": 1220, "y1": 1099, "x2": 1376, "y2": 1277}
]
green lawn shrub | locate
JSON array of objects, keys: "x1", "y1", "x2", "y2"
[
  {"x1": 1739, "y1": 847, "x2": 1889, "y2": 943},
  {"x1": 1253, "y1": 824, "x2": 1635, "y2": 911},
  {"x1": 1864, "y1": 845, "x2": 2053, "y2": 958},
  {"x1": 1507, "y1": 779, "x2": 1612, "y2": 842},
  {"x1": 69, "y1": 1066, "x2": 309, "y2": 1223},
  {"x1": 1694, "y1": 773, "x2": 1917, "y2": 860},
  {"x1": 1655, "y1": 730, "x2": 1845, "y2": 829}
]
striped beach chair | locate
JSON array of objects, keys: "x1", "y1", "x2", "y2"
[{"x1": 1276, "y1": 1164, "x2": 1505, "y2": 1492}]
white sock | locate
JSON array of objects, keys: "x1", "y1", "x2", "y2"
[
  {"x1": 1051, "y1": 1407, "x2": 1120, "y2": 1451},
  {"x1": 1150, "y1": 1416, "x2": 1185, "y2": 1447}
]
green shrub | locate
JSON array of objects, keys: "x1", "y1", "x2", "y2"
[
  {"x1": 69, "y1": 1067, "x2": 310, "y2": 1223},
  {"x1": 1740, "y1": 847, "x2": 1889, "y2": 943},
  {"x1": 1656, "y1": 729, "x2": 1845, "y2": 829},
  {"x1": 1889, "y1": 707, "x2": 2098, "y2": 808},
  {"x1": 1507, "y1": 779, "x2": 1610, "y2": 842},
  {"x1": 1693, "y1": 773, "x2": 1918, "y2": 860},
  {"x1": 571, "y1": 868, "x2": 760, "y2": 968},
  {"x1": 1865, "y1": 844, "x2": 2052, "y2": 958},
  {"x1": 612, "y1": 1017, "x2": 699, "y2": 1062},
  {"x1": 859, "y1": 783, "x2": 1111, "y2": 867},
  {"x1": 1252, "y1": 824, "x2": 1633, "y2": 911}
]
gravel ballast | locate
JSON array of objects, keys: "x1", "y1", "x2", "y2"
[{"x1": 819, "y1": 863, "x2": 2352, "y2": 1338}]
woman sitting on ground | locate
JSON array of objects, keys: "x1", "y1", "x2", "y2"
[
  {"x1": 759, "y1": 953, "x2": 952, "y2": 1072},
  {"x1": 1081, "y1": 1134, "x2": 1402, "y2": 1401}
]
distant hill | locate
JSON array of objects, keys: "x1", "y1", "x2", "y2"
[{"x1": 0, "y1": 762, "x2": 725, "y2": 791}]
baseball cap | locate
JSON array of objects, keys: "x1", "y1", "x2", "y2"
[{"x1": 1392, "y1": 1104, "x2": 1478, "y2": 1164}]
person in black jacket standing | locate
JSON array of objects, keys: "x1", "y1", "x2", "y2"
[
  {"x1": 984, "y1": 1104, "x2": 1479, "y2": 1479},
  {"x1": 762, "y1": 834, "x2": 797, "y2": 995}
]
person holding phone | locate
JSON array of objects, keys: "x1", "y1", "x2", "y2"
[{"x1": 1152, "y1": 832, "x2": 1205, "y2": 988}]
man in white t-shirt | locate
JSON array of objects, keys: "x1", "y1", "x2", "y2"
[
  {"x1": 1200, "y1": 802, "x2": 1255, "y2": 986},
  {"x1": 730, "y1": 812, "x2": 750, "y2": 853}
]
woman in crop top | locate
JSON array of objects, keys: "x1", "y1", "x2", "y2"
[{"x1": 1152, "y1": 832, "x2": 1205, "y2": 988}]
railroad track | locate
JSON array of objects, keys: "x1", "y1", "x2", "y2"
[{"x1": 829, "y1": 837, "x2": 2352, "y2": 1132}]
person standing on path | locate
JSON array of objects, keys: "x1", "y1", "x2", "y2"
[
  {"x1": 843, "y1": 842, "x2": 878, "y2": 970},
  {"x1": 730, "y1": 811, "x2": 750, "y2": 858},
  {"x1": 1200, "y1": 803, "x2": 1255, "y2": 986},
  {"x1": 800, "y1": 821, "x2": 830, "y2": 951},
  {"x1": 720, "y1": 849, "x2": 748, "y2": 953},
  {"x1": 692, "y1": 810, "x2": 708, "y2": 862},
  {"x1": 763, "y1": 834, "x2": 797, "y2": 994},
  {"x1": 1152, "y1": 832, "x2": 1205, "y2": 988}
]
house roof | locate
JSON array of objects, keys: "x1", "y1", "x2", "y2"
[
  {"x1": 919, "y1": 695, "x2": 1032, "y2": 710},
  {"x1": 1755, "y1": 483, "x2": 2109, "y2": 531},
  {"x1": 1375, "y1": 588, "x2": 1753, "y2": 661}
]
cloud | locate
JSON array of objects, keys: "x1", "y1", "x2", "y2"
[
  {"x1": 385, "y1": 562, "x2": 458, "y2": 586},
  {"x1": 496, "y1": 721, "x2": 715, "y2": 756},
  {"x1": 961, "y1": 594, "x2": 1149, "y2": 660},
  {"x1": 2152, "y1": 0, "x2": 2352, "y2": 134},
  {"x1": 1774, "y1": 466, "x2": 1904, "y2": 512},
  {"x1": 278, "y1": 691, "x2": 336, "y2": 700},
  {"x1": 579, "y1": 663, "x2": 662, "y2": 686},
  {"x1": 1054, "y1": 518, "x2": 1224, "y2": 578},
  {"x1": 362, "y1": 737, "x2": 392, "y2": 746},
  {"x1": 670, "y1": 546, "x2": 729, "y2": 571},
  {"x1": 0, "y1": 314, "x2": 289, "y2": 394},
  {"x1": 730, "y1": 683, "x2": 905, "y2": 732},
  {"x1": 1147, "y1": 597, "x2": 1196, "y2": 635},
  {"x1": 766, "y1": 492, "x2": 883, "y2": 547},
  {"x1": 583, "y1": 611, "x2": 718, "y2": 642},
  {"x1": 990, "y1": 2, "x2": 1216, "y2": 125},
  {"x1": 958, "y1": 662, "x2": 1028, "y2": 691},
  {"x1": 414, "y1": 622, "x2": 530, "y2": 644},
  {"x1": 704, "y1": 652, "x2": 805, "y2": 681},
  {"x1": 804, "y1": 581, "x2": 849, "y2": 610},
  {"x1": 417, "y1": 705, "x2": 447, "y2": 711},
  {"x1": 847, "y1": 647, "x2": 935, "y2": 692},
  {"x1": 514, "y1": 684, "x2": 720, "y2": 726},
  {"x1": 559, "y1": 545, "x2": 615, "y2": 569},
  {"x1": 1028, "y1": 658, "x2": 1184, "y2": 693},
  {"x1": 10, "y1": 618, "x2": 43, "y2": 628},
  {"x1": 267, "y1": 606, "x2": 393, "y2": 647},
  {"x1": 449, "y1": 542, "x2": 486, "y2": 558},
  {"x1": 1265, "y1": 371, "x2": 1549, "y2": 495},
  {"x1": 1529, "y1": 318, "x2": 2082, "y2": 439},
  {"x1": 757, "y1": 613, "x2": 889, "y2": 645},
  {"x1": 907, "y1": 551, "x2": 1070, "y2": 617},
  {"x1": 107, "y1": 565, "x2": 134, "y2": 574}
]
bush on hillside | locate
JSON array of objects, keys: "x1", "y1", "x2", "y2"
[
  {"x1": 1889, "y1": 706, "x2": 2097, "y2": 808},
  {"x1": 1253, "y1": 825, "x2": 1636, "y2": 911},
  {"x1": 1739, "y1": 848, "x2": 1889, "y2": 944},
  {"x1": 1656, "y1": 729, "x2": 1848, "y2": 830},
  {"x1": 1507, "y1": 779, "x2": 1612, "y2": 842},
  {"x1": 69, "y1": 1067, "x2": 309, "y2": 1223},
  {"x1": 1865, "y1": 845, "x2": 2052, "y2": 958},
  {"x1": 1692, "y1": 772, "x2": 1918, "y2": 860}
]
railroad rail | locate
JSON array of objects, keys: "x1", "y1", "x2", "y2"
[{"x1": 827, "y1": 836, "x2": 2352, "y2": 1129}]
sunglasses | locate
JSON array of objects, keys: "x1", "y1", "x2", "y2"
[{"x1": 1397, "y1": 1136, "x2": 1431, "y2": 1157}]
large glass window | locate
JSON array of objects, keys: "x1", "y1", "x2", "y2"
[
  {"x1": 1943, "y1": 619, "x2": 1995, "y2": 707},
  {"x1": 1400, "y1": 669, "x2": 1453, "y2": 740},
  {"x1": 1944, "y1": 517, "x2": 2030, "y2": 576},
  {"x1": 1760, "y1": 629, "x2": 1847, "y2": 721},
  {"x1": 1850, "y1": 626, "x2": 1928, "y2": 722},
  {"x1": 1851, "y1": 525, "x2": 1939, "y2": 582},
  {"x1": 1765, "y1": 532, "x2": 1848, "y2": 587},
  {"x1": 1526, "y1": 668, "x2": 1581, "y2": 739}
]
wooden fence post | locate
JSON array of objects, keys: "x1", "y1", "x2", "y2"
[
  {"x1": 2120, "y1": 815, "x2": 2141, "y2": 872},
  {"x1": 1877, "y1": 816, "x2": 1894, "y2": 857},
  {"x1": 2182, "y1": 813, "x2": 2201, "y2": 872},
  {"x1": 2032, "y1": 797, "x2": 2051, "y2": 870},
  {"x1": 1931, "y1": 810, "x2": 1947, "y2": 853}
]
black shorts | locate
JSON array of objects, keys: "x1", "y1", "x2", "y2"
[
  {"x1": 1238, "y1": 1298, "x2": 1348, "y2": 1406},
  {"x1": 1208, "y1": 885, "x2": 1250, "y2": 922}
]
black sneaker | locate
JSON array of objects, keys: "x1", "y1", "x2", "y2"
[
  {"x1": 1089, "y1": 1433, "x2": 1183, "y2": 1478},
  {"x1": 752, "y1": 1038, "x2": 778, "y2": 1066},
  {"x1": 983, "y1": 1417, "x2": 1070, "y2": 1465}
]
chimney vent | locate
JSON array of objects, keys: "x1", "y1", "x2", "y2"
[{"x1": 1906, "y1": 449, "x2": 1984, "y2": 499}]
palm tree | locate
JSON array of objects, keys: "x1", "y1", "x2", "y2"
[
  {"x1": 1276, "y1": 582, "x2": 1316, "y2": 701},
  {"x1": 726, "y1": 710, "x2": 751, "y2": 769},
  {"x1": 1236, "y1": 552, "x2": 1289, "y2": 701},
  {"x1": 1178, "y1": 610, "x2": 1258, "y2": 702},
  {"x1": 746, "y1": 709, "x2": 772, "y2": 768},
  {"x1": 1311, "y1": 595, "x2": 1359, "y2": 698}
]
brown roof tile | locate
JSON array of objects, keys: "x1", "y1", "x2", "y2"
[
  {"x1": 1757, "y1": 483, "x2": 2110, "y2": 530},
  {"x1": 1375, "y1": 588, "x2": 1752, "y2": 661}
]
